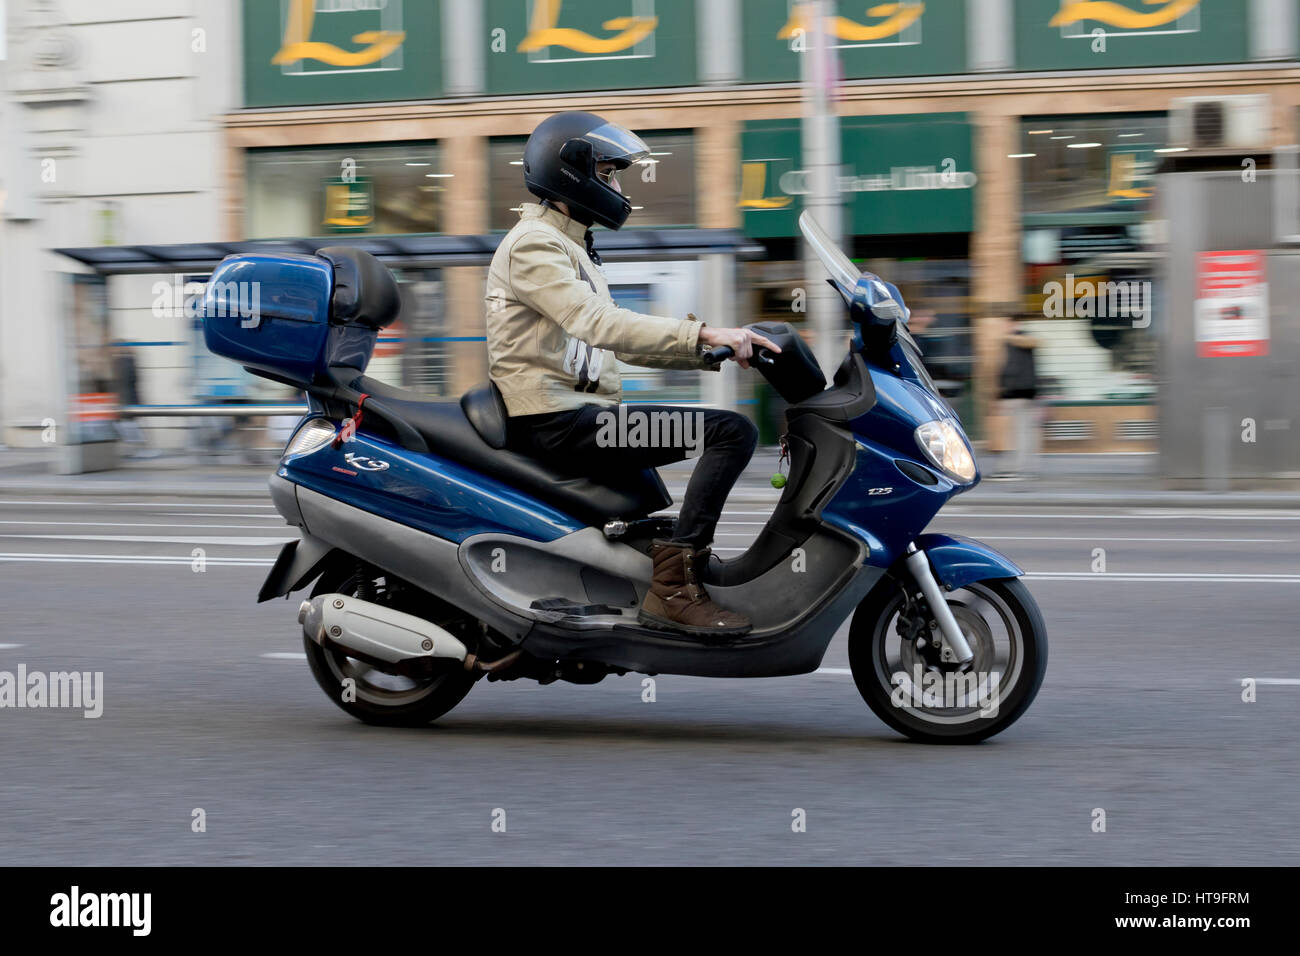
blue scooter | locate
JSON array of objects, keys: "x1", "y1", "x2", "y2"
[{"x1": 203, "y1": 211, "x2": 1046, "y2": 743}]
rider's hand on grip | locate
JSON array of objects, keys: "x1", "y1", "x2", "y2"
[{"x1": 698, "y1": 323, "x2": 783, "y2": 370}]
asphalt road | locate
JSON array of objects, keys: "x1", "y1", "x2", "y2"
[{"x1": 1, "y1": 488, "x2": 1297, "y2": 865}]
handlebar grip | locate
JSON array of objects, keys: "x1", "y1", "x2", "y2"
[{"x1": 702, "y1": 346, "x2": 735, "y2": 365}]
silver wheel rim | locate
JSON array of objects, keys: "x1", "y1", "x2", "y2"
[
  {"x1": 871, "y1": 582, "x2": 1025, "y2": 726},
  {"x1": 319, "y1": 573, "x2": 449, "y2": 708},
  {"x1": 323, "y1": 652, "x2": 445, "y2": 708}
]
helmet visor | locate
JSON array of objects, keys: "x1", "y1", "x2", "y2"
[{"x1": 582, "y1": 122, "x2": 650, "y2": 168}]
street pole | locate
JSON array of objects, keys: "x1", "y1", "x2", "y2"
[{"x1": 799, "y1": 0, "x2": 845, "y2": 380}]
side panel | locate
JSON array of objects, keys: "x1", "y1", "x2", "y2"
[
  {"x1": 282, "y1": 430, "x2": 582, "y2": 543},
  {"x1": 294, "y1": 485, "x2": 534, "y2": 641},
  {"x1": 822, "y1": 435, "x2": 956, "y2": 563},
  {"x1": 914, "y1": 532, "x2": 1024, "y2": 592}
]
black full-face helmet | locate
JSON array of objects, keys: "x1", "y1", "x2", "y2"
[{"x1": 523, "y1": 111, "x2": 650, "y2": 230}]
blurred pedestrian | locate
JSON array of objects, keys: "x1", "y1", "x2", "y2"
[
  {"x1": 110, "y1": 340, "x2": 151, "y2": 457},
  {"x1": 997, "y1": 315, "x2": 1041, "y2": 480}
]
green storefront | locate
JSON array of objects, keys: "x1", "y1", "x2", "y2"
[
  {"x1": 740, "y1": 113, "x2": 979, "y2": 435},
  {"x1": 740, "y1": 114, "x2": 977, "y2": 238},
  {"x1": 483, "y1": 0, "x2": 697, "y2": 94},
  {"x1": 742, "y1": 0, "x2": 966, "y2": 82},
  {"x1": 243, "y1": 0, "x2": 442, "y2": 107},
  {"x1": 1013, "y1": 0, "x2": 1249, "y2": 71}
]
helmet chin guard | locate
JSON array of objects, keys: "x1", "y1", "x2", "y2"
[{"x1": 523, "y1": 111, "x2": 649, "y2": 230}]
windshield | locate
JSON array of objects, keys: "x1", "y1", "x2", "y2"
[
  {"x1": 898, "y1": 325, "x2": 949, "y2": 408},
  {"x1": 798, "y1": 211, "x2": 860, "y2": 292}
]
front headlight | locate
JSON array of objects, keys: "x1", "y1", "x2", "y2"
[{"x1": 914, "y1": 419, "x2": 976, "y2": 483}]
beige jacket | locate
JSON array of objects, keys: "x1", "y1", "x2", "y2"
[{"x1": 485, "y1": 202, "x2": 709, "y2": 416}]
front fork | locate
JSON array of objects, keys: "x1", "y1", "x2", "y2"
[{"x1": 903, "y1": 543, "x2": 975, "y2": 665}]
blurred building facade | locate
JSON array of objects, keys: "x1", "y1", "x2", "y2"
[
  {"x1": 3, "y1": 0, "x2": 1300, "y2": 455},
  {"x1": 0, "y1": 0, "x2": 240, "y2": 450}
]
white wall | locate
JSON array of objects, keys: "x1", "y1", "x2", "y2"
[{"x1": 0, "y1": 0, "x2": 238, "y2": 446}]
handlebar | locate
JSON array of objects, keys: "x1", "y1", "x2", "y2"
[{"x1": 702, "y1": 346, "x2": 777, "y2": 368}]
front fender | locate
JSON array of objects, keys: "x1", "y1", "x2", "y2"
[{"x1": 912, "y1": 532, "x2": 1023, "y2": 592}]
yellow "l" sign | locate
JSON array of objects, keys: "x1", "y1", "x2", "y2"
[
  {"x1": 518, "y1": 0, "x2": 659, "y2": 54},
  {"x1": 739, "y1": 162, "x2": 793, "y2": 209},
  {"x1": 1049, "y1": 0, "x2": 1201, "y2": 30},
  {"x1": 272, "y1": 0, "x2": 405, "y2": 67},
  {"x1": 779, "y1": 2, "x2": 926, "y2": 43}
]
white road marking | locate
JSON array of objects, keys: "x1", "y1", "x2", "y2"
[
  {"x1": 0, "y1": 552, "x2": 273, "y2": 566},
  {"x1": 813, "y1": 667, "x2": 852, "y2": 676},
  {"x1": 0, "y1": 500, "x2": 274, "y2": 509},
  {"x1": 1246, "y1": 678, "x2": 1300, "y2": 685},
  {"x1": 943, "y1": 511, "x2": 1300, "y2": 521},
  {"x1": 1027, "y1": 571, "x2": 1300, "y2": 583},
  {"x1": 0, "y1": 534, "x2": 293, "y2": 546},
  {"x1": 0, "y1": 644, "x2": 24, "y2": 650},
  {"x1": 0, "y1": 520, "x2": 287, "y2": 530},
  {"x1": 261, "y1": 652, "x2": 307, "y2": 660},
  {"x1": 156, "y1": 513, "x2": 284, "y2": 519},
  {"x1": 969, "y1": 535, "x2": 1288, "y2": 544}
]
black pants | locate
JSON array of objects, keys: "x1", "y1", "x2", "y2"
[{"x1": 506, "y1": 403, "x2": 758, "y2": 548}]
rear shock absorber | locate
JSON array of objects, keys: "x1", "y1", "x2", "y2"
[{"x1": 354, "y1": 559, "x2": 375, "y2": 602}]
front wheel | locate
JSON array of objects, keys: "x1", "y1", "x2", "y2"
[{"x1": 848, "y1": 576, "x2": 1047, "y2": 743}]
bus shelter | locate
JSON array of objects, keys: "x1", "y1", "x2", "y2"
[{"x1": 54, "y1": 229, "x2": 762, "y2": 473}]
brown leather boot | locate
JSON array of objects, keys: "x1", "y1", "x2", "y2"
[{"x1": 637, "y1": 540, "x2": 752, "y2": 637}]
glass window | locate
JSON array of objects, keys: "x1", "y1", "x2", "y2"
[
  {"x1": 1019, "y1": 114, "x2": 1168, "y2": 219},
  {"x1": 1017, "y1": 115, "x2": 1166, "y2": 406},
  {"x1": 488, "y1": 131, "x2": 696, "y2": 231},
  {"x1": 245, "y1": 143, "x2": 445, "y2": 238}
]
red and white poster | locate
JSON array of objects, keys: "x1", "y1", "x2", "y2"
[{"x1": 1194, "y1": 250, "x2": 1269, "y2": 357}]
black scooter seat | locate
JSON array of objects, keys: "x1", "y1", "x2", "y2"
[{"x1": 343, "y1": 374, "x2": 672, "y2": 526}]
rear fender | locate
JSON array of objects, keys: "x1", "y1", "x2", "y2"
[{"x1": 258, "y1": 532, "x2": 339, "y2": 603}]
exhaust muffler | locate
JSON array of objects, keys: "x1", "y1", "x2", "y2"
[{"x1": 299, "y1": 593, "x2": 468, "y2": 676}]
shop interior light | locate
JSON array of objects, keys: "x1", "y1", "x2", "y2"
[
  {"x1": 1154, "y1": 147, "x2": 1188, "y2": 154},
  {"x1": 424, "y1": 173, "x2": 454, "y2": 178},
  {"x1": 1067, "y1": 142, "x2": 1102, "y2": 148},
  {"x1": 1050, "y1": 135, "x2": 1075, "y2": 140},
  {"x1": 1008, "y1": 153, "x2": 1037, "y2": 159},
  {"x1": 405, "y1": 162, "x2": 431, "y2": 167},
  {"x1": 1027, "y1": 129, "x2": 1054, "y2": 135}
]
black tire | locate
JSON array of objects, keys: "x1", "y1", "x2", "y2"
[
  {"x1": 848, "y1": 576, "x2": 1047, "y2": 744},
  {"x1": 303, "y1": 562, "x2": 479, "y2": 727}
]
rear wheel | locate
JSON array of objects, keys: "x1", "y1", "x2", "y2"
[
  {"x1": 303, "y1": 562, "x2": 480, "y2": 726},
  {"x1": 848, "y1": 576, "x2": 1047, "y2": 743}
]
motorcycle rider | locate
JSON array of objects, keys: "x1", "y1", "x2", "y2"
[{"x1": 485, "y1": 111, "x2": 779, "y2": 637}]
